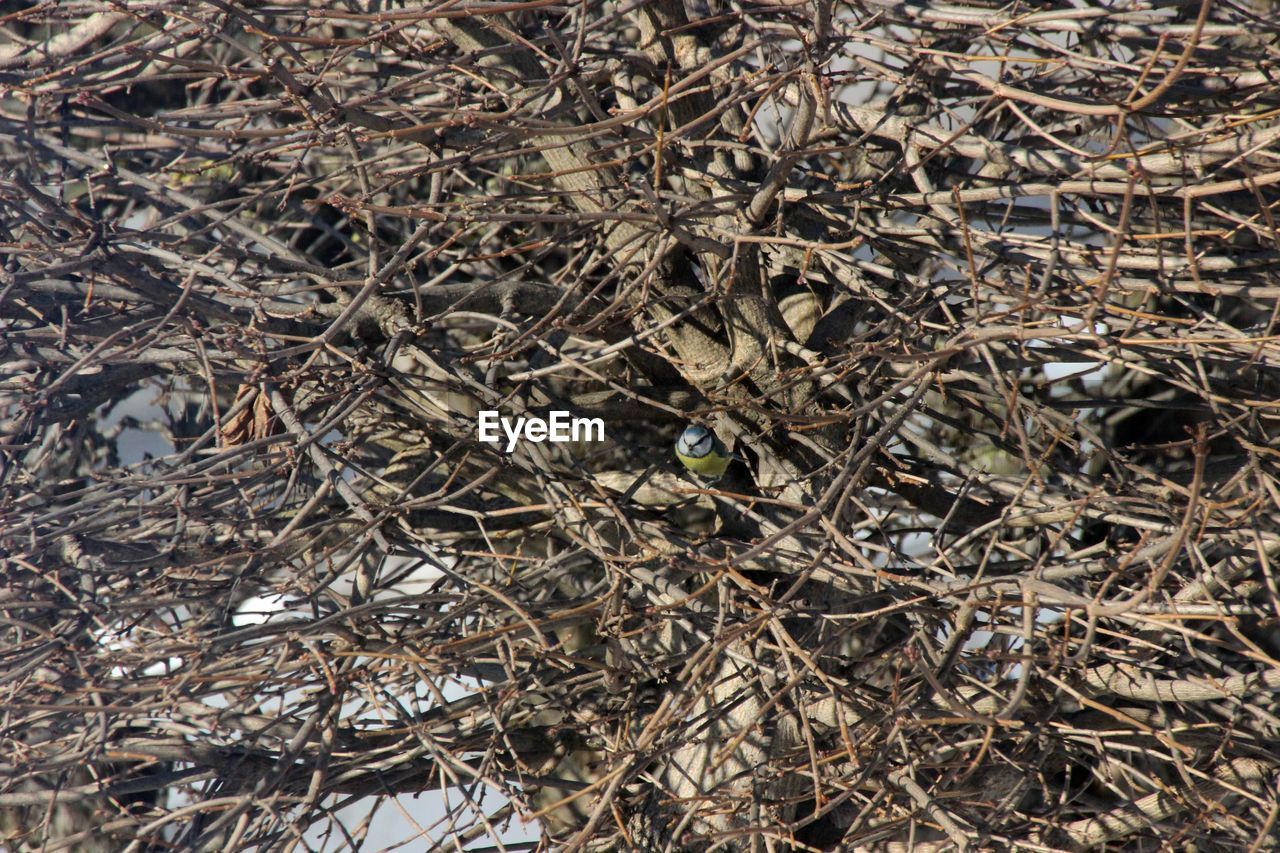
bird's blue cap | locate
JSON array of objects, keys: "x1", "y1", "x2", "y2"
[{"x1": 677, "y1": 424, "x2": 715, "y2": 457}]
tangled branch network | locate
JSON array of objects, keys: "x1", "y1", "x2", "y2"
[{"x1": 2, "y1": 1, "x2": 1280, "y2": 850}]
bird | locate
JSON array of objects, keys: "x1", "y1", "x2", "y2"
[{"x1": 674, "y1": 424, "x2": 737, "y2": 480}]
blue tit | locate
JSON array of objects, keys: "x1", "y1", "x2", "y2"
[{"x1": 675, "y1": 424, "x2": 736, "y2": 479}]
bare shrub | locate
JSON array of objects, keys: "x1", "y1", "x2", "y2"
[{"x1": 3, "y1": 1, "x2": 1279, "y2": 849}]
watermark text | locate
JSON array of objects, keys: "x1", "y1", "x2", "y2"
[{"x1": 478, "y1": 410, "x2": 604, "y2": 452}]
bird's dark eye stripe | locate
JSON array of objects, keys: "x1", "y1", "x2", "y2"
[{"x1": 689, "y1": 433, "x2": 713, "y2": 455}]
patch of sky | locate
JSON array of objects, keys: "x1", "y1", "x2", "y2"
[
  {"x1": 1030, "y1": 316, "x2": 1112, "y2": 389},
  {"x1": 95, "y1": 610, "x2": 187, "y2": 680},
  {"x1": 934, "y1": 600, "x2": 1070, "y2": 683},
  {"x1": 293, "y1": 558, "x2": 539, "y2": 850},
  {"x1": 232, "y1": 553, "x2": 450, "y2": 629},
  {"x1": 98, "y1": 384, "x2": 176, "y2": 467},
  {"x1": 302, "y1": 788, "x2": 540, "y2": 851},
  {"x1": 100, "y1": 547, "x2": 523, "y2": 853}
]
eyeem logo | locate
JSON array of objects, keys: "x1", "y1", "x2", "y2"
[{"x1": 478, "y1": 411, "x2": 605, "y2": 452}]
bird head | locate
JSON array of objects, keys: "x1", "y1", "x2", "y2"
[{"x1": 676, "y1": 424, "x2": 715, "y2": 458}]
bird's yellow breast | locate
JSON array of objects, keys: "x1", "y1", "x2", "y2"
[{"x1": 676, "y1": 447, "x2": 731, "y2": 477}]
